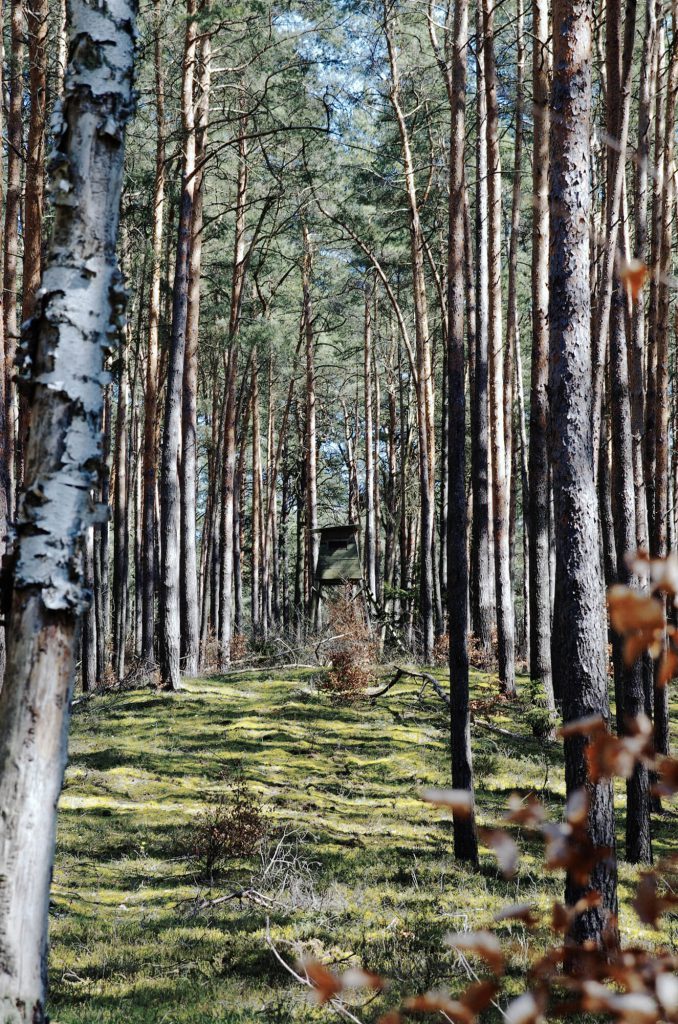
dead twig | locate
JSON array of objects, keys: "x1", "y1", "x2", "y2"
[{"x1": 265, "y1": 918, "x2": 366, "y2": 1024}]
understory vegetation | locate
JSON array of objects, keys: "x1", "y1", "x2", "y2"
[{"x1": 50, "y1": 670, "x2": 675, "y2": 1024}]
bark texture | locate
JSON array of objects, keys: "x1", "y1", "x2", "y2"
[
  {"x1": 549, "y1": 0, "x2": 618, "y2": 955},
  {"x1": 0, "y1": 1, "x2": 135, "y2": 1017}
]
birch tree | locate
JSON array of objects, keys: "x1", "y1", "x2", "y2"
[{"x1": 0, "y1": 0, "x2": 135, "y2": 1017}]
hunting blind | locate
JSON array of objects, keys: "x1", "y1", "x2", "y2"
[{"x1": 314, "y1": 524, "x2": 362, "y2": 585}]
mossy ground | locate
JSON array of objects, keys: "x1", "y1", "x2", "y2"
[{"x1": 50, "y1": 669, "x2": 676, "y2": 1023}]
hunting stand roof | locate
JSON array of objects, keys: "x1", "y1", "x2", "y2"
[{"x1": 314, "y1": 524, "x2": 362, "y2": 584}]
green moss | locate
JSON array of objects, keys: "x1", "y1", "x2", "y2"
[{"x1": 49, "y1": 668, "x2": 675, "y2": 1023}]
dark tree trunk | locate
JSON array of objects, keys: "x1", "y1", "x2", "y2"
[
  {"x1": 483, "y1": 0, "x2": 515, "y2": 694},
  {"x1": 159, "y1": 0, "x2": 197, "y2": 690},
  {"x1": 470, "y1": 16, "x2": 493, "y2": 654},
  {"x1": 446, "y1": 0, "x2": 478, "y2": 864},
  {"x1": 549, "y1": 0, "x2": 618, "y2": 958},
  {"x1": 529, "y1": 0, "x2": 554, "y2": 712}
]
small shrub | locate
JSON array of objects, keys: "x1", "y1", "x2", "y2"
[
  {"x1": 230, "y1": 633, "x2": 249, "y2": 662},
  {"x1": 320, "y1": 595, "x2": 378, "y2": 703},
  {"x1": 187, "y1": 768, "x2": 268, "y2": 880},
  {"x1": 467, "y1": 631, "x2": 495, "y2": 671},
  {"x1": 431, "y1": 632, "x2": 449, "y2": 666},
  {"x1": 523, "y1": 676, "x2": 556, "y2": 739}
]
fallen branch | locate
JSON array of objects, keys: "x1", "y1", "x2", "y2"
[
  {"x1": 367, "y1": 666, "x2": 450, "y2": 706},
  {"x1": 265, "y1": 918, "x2": 366, "y2": 1024},
  {"x1": 474, "y1": 718, "x2": 526, "y2": 742},
  {"x1": 187, "y1": 887, "x2": 284, "y2": 914}
]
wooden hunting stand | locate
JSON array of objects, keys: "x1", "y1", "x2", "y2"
[{"x1": 312, "y1": 524, "x2": 370, "y2": 629}]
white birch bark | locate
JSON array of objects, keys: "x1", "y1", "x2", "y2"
[{"x1": 0, "y1": 1, "x2": 135, "y2": 1018}]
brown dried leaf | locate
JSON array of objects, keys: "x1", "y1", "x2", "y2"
[
  {"x1": 607, "y1": 585, "x2": 665, "y2": 633},
  {"x1": 302, "y1": 961, "x2": 343, "y2": 1003},
  {"x1": 479, "y1": 827, "x2": 520, "y2": 878},
  {"x1": 623, "y1": 629, "x2": 664, "y2": 666},
  {"x1": 543, "y1": 822, "x2": 612, "y2": 886},
  {"x1": 627, "y1": 550, "x2": 678, "y2": 596},
  {"x1": 459, "y1": 980, "x2": 499, "y2": 1013},
  {"x1": 420, "y1": 788, "x2": 473, "y2": 817},
  {"x1": 342, "y1": 967, "x2": 387, "y2": 992},
  {"x1": 657, "y1": 647, "x2": 678, "y2": 686},
  {"x1": 403, "y1": 993, "x2": 472, "y2": 1020},
  {"x1": 585, "y1": 717, "x2": 653, "y2": 782},
  {"x1": 633, "y1": 872, "x2": 678, "y2": 928},
  {"x1": 558, "y1": 714, "x2": 606, "y2": 738},
  {"x1": 565, "y1": 788, "x2": 589, "y2": 826},
  {"x1": 445, "y1": 931, "x2": 505, "y2": 975},
  {"x1": 504, "y1": 794, "x2": 546, "y2": 827},
  {"x1": 378, "y1": 1014, "x2": 403, "y2": 1024},
  {"x1": 493, "y1": 903, "x2": 539, "y2": 928},
  {"x1": 551, "y1": 901, "x2": 571, "y2": 933},
  {"x1": 504, "y1": 992, "x2": 545, "y2": 1024},
  {"x1": 619, "y1": 258, "x2": 649, "y2": 302},
  {"x1": 652, "y1": 755, "x2": 678, "y2": 797}
]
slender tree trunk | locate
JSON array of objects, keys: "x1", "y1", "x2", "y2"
[
  {"x1": 82, "y1": 524, "x2": 97, "y2": 694},
  {"x1": 141, "y1": 0, "x2": 165, "y2": 667},
  {"x1": 180, "y1": 21, "x2": 210, "y2": 675},
  {"x1": 549, "y1": 0, "x2": 618, "y2": 957},
  {"x1": 301, "y1": 222, "x2": 320, "y2": 632},
  {"x1": 95, "y1": 389, "x2": 112, "y2": 681},
  {"x1": 630, "y1": 0, "x2": 656, "y2": 553},
  {"x1": 219, "y1": 117, "x2": 248, "y2": 669},
  {"x1": 652, "y1": 1, "x2": 678, "y2": 769},
  {"x1": 483, "y1": 0, "x2": 515, "y2": 695},
  {"x1": 446, "y1": 0, "x2": 478, "y2": 863},
  {"x1": 0, "y1": 3, "x2": 134, "y2": 1016},
  {"x1": 645, "y1": 20, "x2": 664, "y2": 547},
  {"x1": 364, "y1": 277, "x2": 377, "y2": 600},
  {"x1": 529, "y1": 0, "x2": 554, "y2": 712},
  {"x1": 22, "y1": 0, "x2": 47, "y2": 317},
  {"x1": 159, "y1": 0, "x2": 197, "y2": 689},
  {"x1": 251, "y1": 350, "x2": 262, "y2": 635},
  {"x1": 0, "y1": 0, "x2": 8, "y2": 681},
  {"x1": 3, "y1": 0, "x2": 23, "y2": 507},
  {"x1": 470, "y1": 36, "x2": 493, "y2": 653},
  {"x1": 113, "y1": 330, "x2": 129, "y2": 681},
  {"x1": 384, "y1": 3, "x2": 435, "y2": 661}
]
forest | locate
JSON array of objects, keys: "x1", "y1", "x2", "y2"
[{"x1": 0, "y1": 0, "x2": 676, "y2": 1021}]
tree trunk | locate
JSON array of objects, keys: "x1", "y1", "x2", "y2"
[
  {"x1": 251, "y1": 349, "x2": 263, "y2": 635},
  {"x1": 630, "y1": 0, "x2": 656, "y2": 553},
  {"x1": 141, "y1": 0, "x2": 165, "y2": 667},
  {"x1": 180, "y1": 21, "x2": 210, "y2": 675},
  {"x1": 364, "y1": 277, "x2": 377, "y2": 601},
  {"x1": 529, "y1": 0, "x2": 554, "y2": 712},
  {"x1": 218, "y1": 117, "x2": 248, "y2": 669},
  {"x1": 159, "y1": 0, "x2": 197, "y2": 689},
  {"x1": 549, "y1": 0, "x2": 618, "y2": 956},
  {"x1": 113, "y1": 329, "x2": 129, "y2": 681},
  {"x1": 0, "y1": 3, "x2": 134, "y2": 1016},
  {"x1": 470, "y1": 34, "x2": 493, "y2": 654},
  {"x1": 20, "y1": 0, "x2": 49, "y2": 477},
  {"x1": 652, "y1": 1, "x2": 678, "y2": 769},
  {"x1": 446, "y1": 0, "x2": 478, "y2": 864},
  {"x1": 384, "y1": 3, "x2": 435, "y2": 661},
  {"x1": 3, "y1": 0, "x2": 23, "y2": 506},
  {"x1": 81, "y1": 523, "x2": 97, "y2": 693},
  {"x1": 301, "y1": 221, "x2": 320, "y2": 632},
  {"x1": 483, "y1": 0, "x2": 515, "y2": 695}
]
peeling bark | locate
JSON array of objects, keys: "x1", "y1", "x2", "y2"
[{"x1": 0, "y1": 0, "x2": 135, "y2": 1017}]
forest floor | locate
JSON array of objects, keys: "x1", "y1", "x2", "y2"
[{"x1": 50, "y1": 668, "x2": 676, "y2": 1024}]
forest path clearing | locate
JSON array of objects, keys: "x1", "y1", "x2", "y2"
[{"x1": 50, "y1": 669, "x2": 675, "y2": 1023}]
